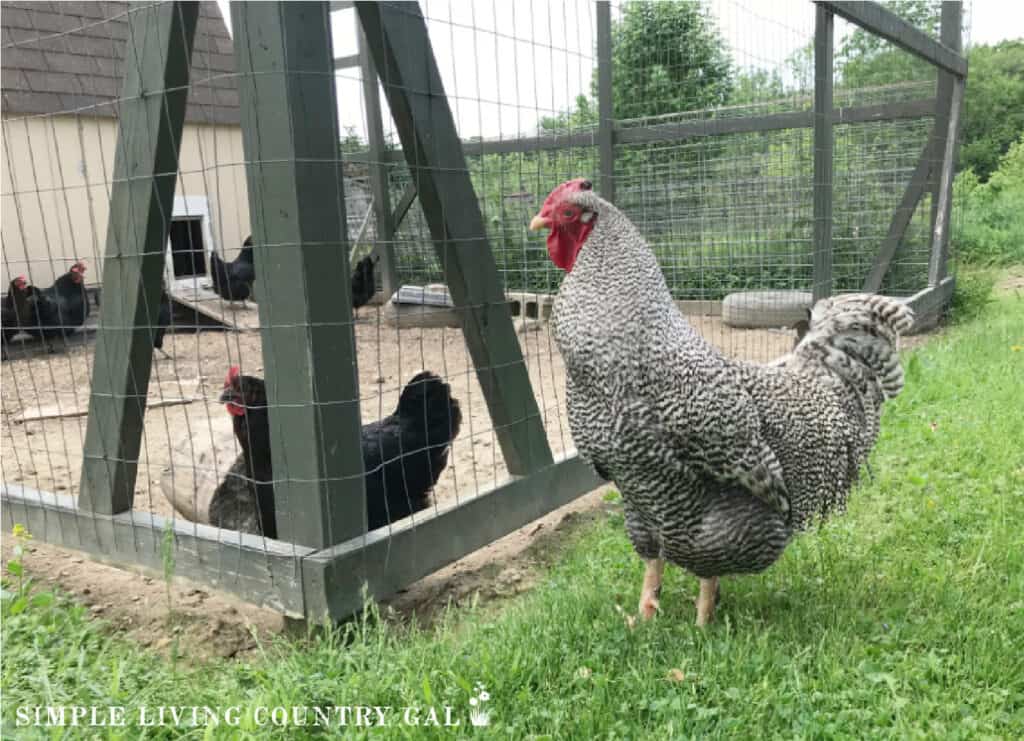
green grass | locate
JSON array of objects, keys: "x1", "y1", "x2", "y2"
[
  {"x1": 4, "y1": 282, "x2": 1024, "y2": 739},
  {"x1": 954, "y1": 134, "x2": 1024, "y2": 269}
]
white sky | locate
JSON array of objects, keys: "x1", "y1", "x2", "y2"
[{"x1": 216, "y1": 1, "x2": 1023, "y2": 141}]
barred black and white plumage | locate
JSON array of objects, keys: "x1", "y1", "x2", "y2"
[{"x1": 532, "y1": 179, "x2": 913, "y2": 625}]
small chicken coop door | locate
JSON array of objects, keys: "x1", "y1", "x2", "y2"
[{"x1": 168, "y1": 218, "x2": 206, "y2": 279}]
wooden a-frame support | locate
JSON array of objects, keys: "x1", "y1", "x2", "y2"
[
  {"x1": 80, "y1": 0, "x2": 556, "y2": 546},
  {"x1": 355, "y1": 1, "x2": 554, "y2": 476},
  {"x1": 79, "y1": 2, "x2": 199, "y2": 514}
]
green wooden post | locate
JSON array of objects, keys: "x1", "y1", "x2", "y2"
[
  {"x1": 79, "y1": 2, "x2": 199, "y2": 514},
  {"x1": 928, "y1": 1, "x2": 963, "y2": 286},
  {"x1": 391, "y1": 182, "x2": 418, "y2": 229},
  {"x1": 812, "y1": 4, "x2": 834, "y2": 302},
  {"x1": 355, "y1": 1, "x2": 554, "y2": 475},
  {"x1": 358, "y1": 28, "x2": 400, "y2": 300},
  {"x1": 862, "y1": 142, "x2": 932, "y2": 292},
  {"x1": 819, "y1": 2, "x2": 965, "y2": 76},
  {"x1": 596, "y1": 1, "x2": 615, "y2": 203},
  {"x1": 231, "y1": 1, "x2": 366, "y2": 549}
]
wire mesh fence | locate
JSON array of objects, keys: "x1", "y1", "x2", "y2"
[{"x1": 1, "y1": 0, "x2": 964, "y2": 620}]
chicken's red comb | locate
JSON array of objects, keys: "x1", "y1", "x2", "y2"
[
  {"x1": 542, "y1": 178, "x2": 592, "y2": 206},
  {"x1": 225, "y1": 365, "x2": 240, "y2": 387}
]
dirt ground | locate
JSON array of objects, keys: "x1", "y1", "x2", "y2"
[{"x1": 0, "y1": 305, "x2": 807, "y2": 661}]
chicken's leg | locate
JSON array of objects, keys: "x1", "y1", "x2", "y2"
[
  {"x1": 695, "y1": 577, "x2": 720, "y2": 627},
  {"x1": 638, "y1": 558, "x2": 664, "y2": 620}
]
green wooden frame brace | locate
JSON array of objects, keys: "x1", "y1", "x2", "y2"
[
  {"x1": 80, "y1": 1, "x2": 199, "y2": 514},
  {"x1": 355, "y1": 1, "x2": 554, "y2": 476}
]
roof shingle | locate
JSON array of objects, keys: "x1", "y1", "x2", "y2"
[{"x1": 1, "y1": 1, "x2": 240, "y2": 126}]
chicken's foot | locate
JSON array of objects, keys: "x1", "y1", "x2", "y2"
[
  {"x1": 638, "y1": 558, "x2": 664, "y2": 620},
  {"x1": 695, "y1": 577, "x2": 720, "y2": 627}
]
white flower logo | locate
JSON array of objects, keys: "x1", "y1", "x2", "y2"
[{"x1": 469, "y1": 683, "x2": 491, "y2": 727}]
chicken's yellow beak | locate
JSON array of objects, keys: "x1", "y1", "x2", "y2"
[{"x1": 529, "y1": 214, "x2": 552, "y2": 232}]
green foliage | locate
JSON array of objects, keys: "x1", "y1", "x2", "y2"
[
  {"x1": 960, "y1": 41, "x2": 1024, "y2": 181},
  {"x1": 837, "y1": 0, "x2": 940, "y2": 88},
  {"x1": 541, "y1": 0, "x2": 734, "y2": 132},
  {"x1": 1, "y1": 525, "x2": 57, "y2": 622},
  {"x1": 609, "y1": 1, "x2": 733, "y2": 120},
  {"x1": 384, "y1": 1, "x2": 1015, "y2": 302},
  {"x1": 338, "y1": 126, "x2": 365, "y2": 156},
  {"x1": 730, "y1": 67, "x2": 786, "y2": 105},
  {"x1": 950, "y1": 267, "x2": 996, "y2": 323},
  {"x1": 4, "y1": 290, "x2": 1024, "y2": 737},
  {"x1": 955, "y1": 133, "x2": 1024, "y2": 266},
  {"x1": 538, "y1": 95, "x2": 597, "y2": 133}
]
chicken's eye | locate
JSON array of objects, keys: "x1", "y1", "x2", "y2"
[{"x1": 563, "y1": 209, "x2": 575, "y2": 219}]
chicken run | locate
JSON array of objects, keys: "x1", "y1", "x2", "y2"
[{"x1": 1, "y1": 0, "x2": 962, "y2": 625}]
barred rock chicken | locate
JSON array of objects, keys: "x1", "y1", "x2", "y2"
[
  {"x1": 210, "y1": 367, "x2": 462, "y2": 539},
  {"x1": 531, "y1": 178, "x2": 913, "y2": 626}
]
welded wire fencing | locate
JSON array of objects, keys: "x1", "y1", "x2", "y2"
[{"x1": 1, "y1": 0, "x2": 965, "y2": 620}]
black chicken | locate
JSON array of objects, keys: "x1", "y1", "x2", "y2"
[
  {"x1": 152, "y1": 290, "x2": 172, "y2": 358},
  {"x1": 2, "y1": 276, "x2": 37, "y2": 359},
  {"x1": 210, "y1": 366, "x2": 276, "y2": 537},
  {"x1": 350, "y1": 254, "x2": 378, "y2": 311},
  {"x1": 209, "y1": 367, "x2": 462, "y2": 538},
  {"x1": 362, "y1": 370, "x2": 463, "y2": 528},
  {"x1": 209, "y1": 237, "x2": 256, "y2": 305},
  {"x1": 31, "y1": 261, "x2": 91, "y2": 350}
]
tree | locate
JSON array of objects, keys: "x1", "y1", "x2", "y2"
[
  {"x1": 538, "y1": 95, "x2": 596, "y2": 133},
  {"x1": 339, "y1": 126, "x2": 365, "y2": 155},
  {"x1": 539, "y1": 0, "x2": 733, "y2": 133},
  {"x1": 836, "y1": 0, "x2": 939, "y2": 88},
  {"x1": 609, "y1": 1, "x2": 733, "y2": 120},
  {"x1": 959, "y1": 41, "x2": 1024, "y2": 181},
  {"x1": 730, "y1": 67, "x2": 785, "y2": 105},
  {"x1": 814, "y1": 1, "x2": 1024, "y2": 181}
]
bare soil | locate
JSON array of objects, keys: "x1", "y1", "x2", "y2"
[{"x1": 0, "y1": 305, "x2": 810, "y2": 662}]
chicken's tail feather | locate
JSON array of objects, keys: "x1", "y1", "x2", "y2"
[{"x1": 799, "y1": 294, "x2": 914, "y2": 398}]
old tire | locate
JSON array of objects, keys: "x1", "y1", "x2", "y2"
[{"x1": 721, "y1": 290, "x2": 813, "y2": 329}]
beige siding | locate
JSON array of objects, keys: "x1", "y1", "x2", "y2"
[{"x1": 1, "y1": 115, "x2": 250, "y2": 288}]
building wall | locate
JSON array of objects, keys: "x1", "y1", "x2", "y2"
[{"x1": 1, "y1": 115, "x2": 251, "y2": 288}]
